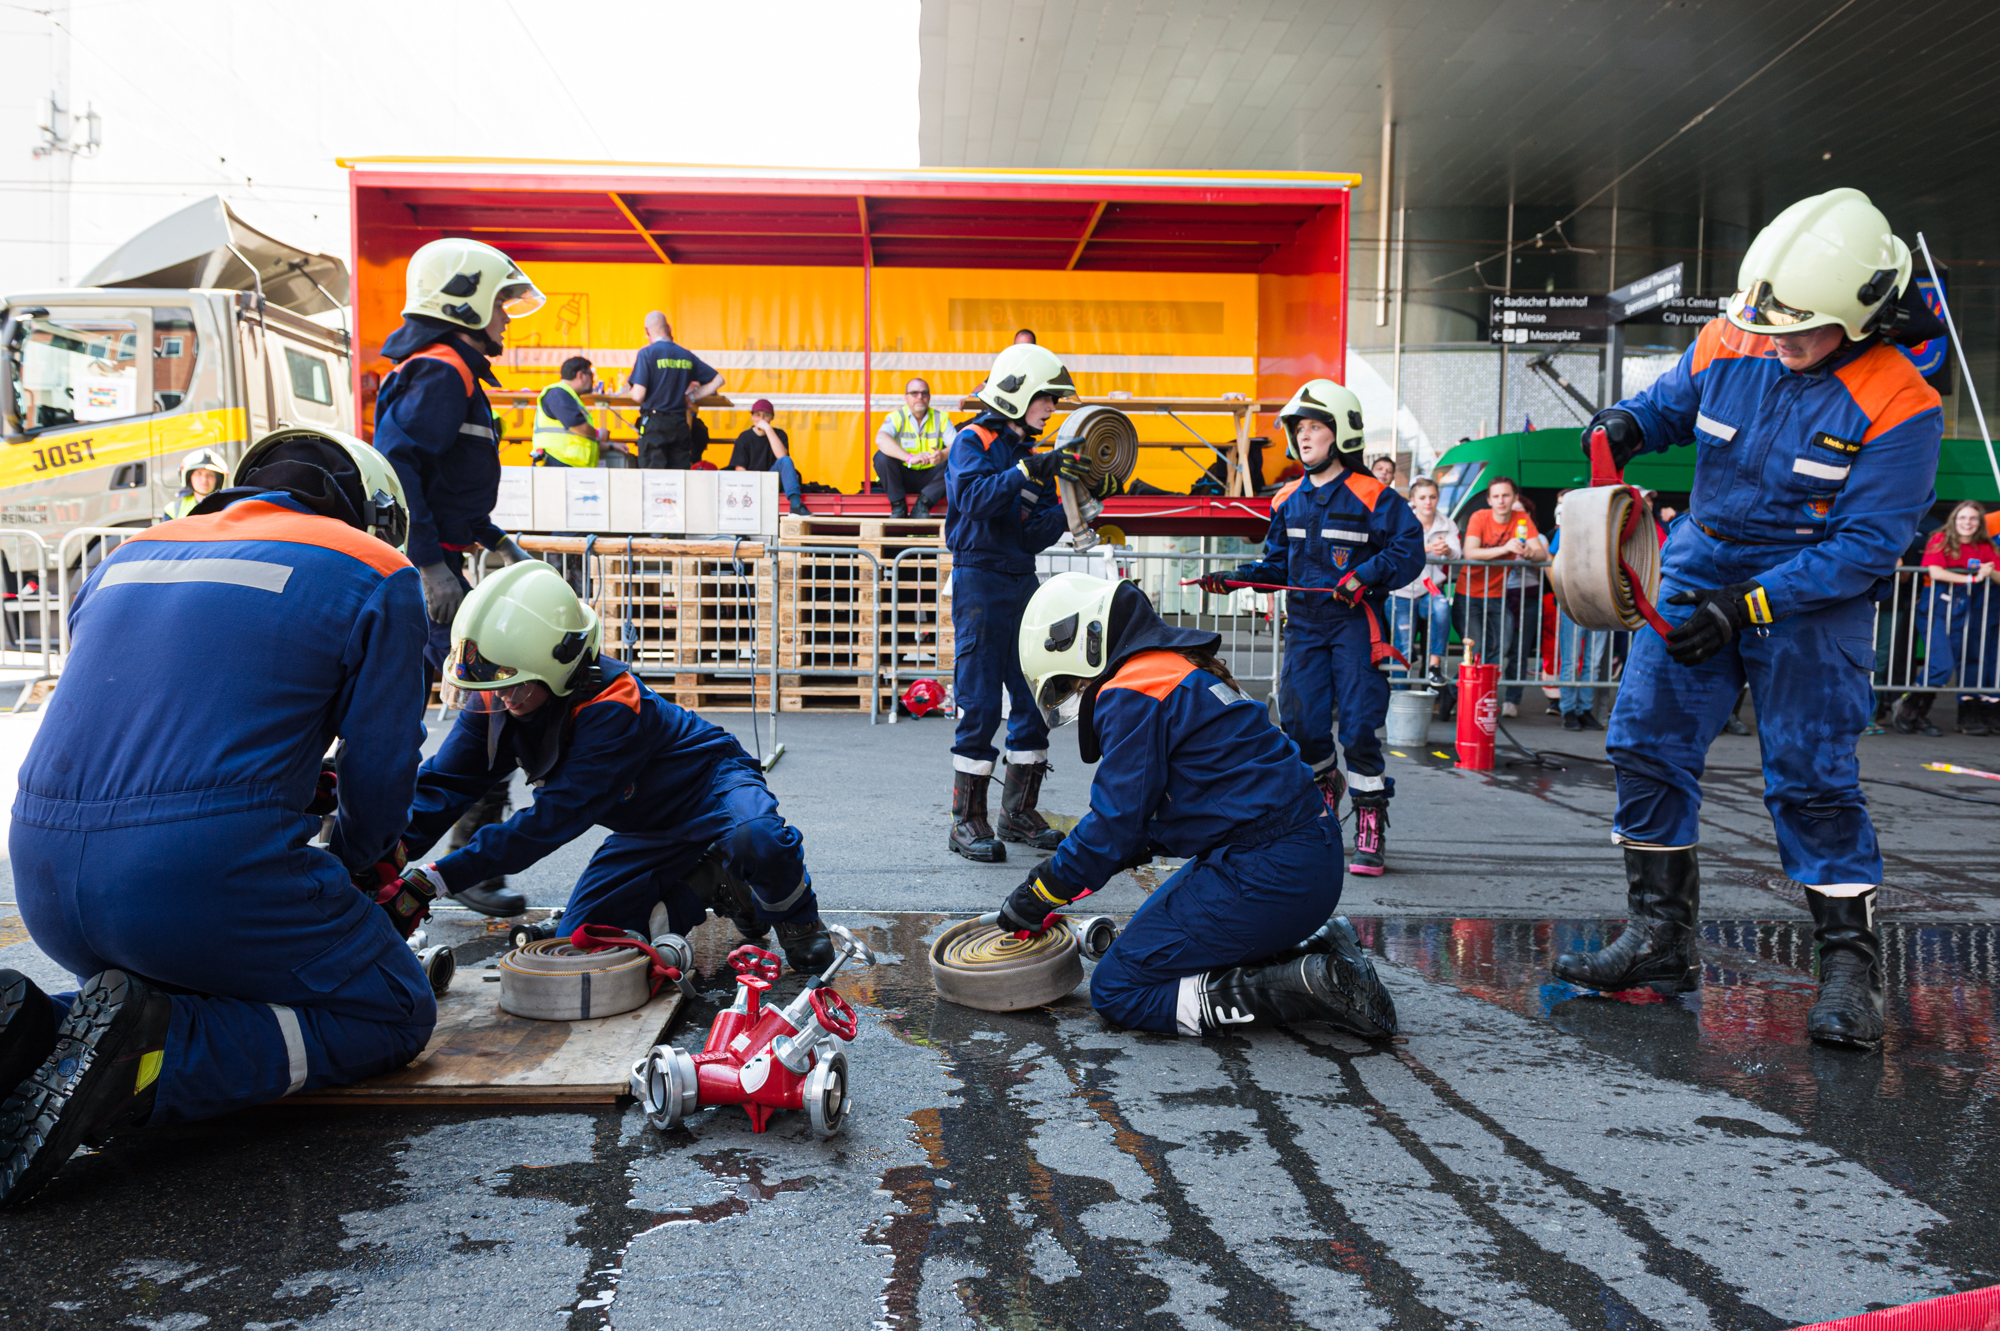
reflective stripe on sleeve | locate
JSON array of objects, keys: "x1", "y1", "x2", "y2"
[
  {"x1": 269, "y1": 1004, "x2": 309, "y2": 1096},
  {"x1": 1286, "y1": 528, "x2": 1307, "y2": 538},
  {"x1": 459, "y1": 422, "x2": 495, "y2": 440},
  {"x1": 100, "y1": 557, "x2": 293, "y2": 593}
]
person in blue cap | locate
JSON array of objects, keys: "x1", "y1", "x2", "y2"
[{"x1": 1552, "y1": 188, "x2": 1947, "y2": 1049}]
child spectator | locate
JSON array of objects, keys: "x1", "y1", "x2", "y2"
[
  {"x1": 730, "y1": 399, "x2": 811, "y2": 515},
  {"x1": 1388, "y1": 476, "x2": 1458, "y2": 682}
]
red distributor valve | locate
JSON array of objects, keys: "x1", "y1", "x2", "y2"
[
  {"x1": 811, "y1": 987, "x2": 858, "y2": 1041},
  {"x1": 728, "y1": 945, "x2": 782, "y2": 982}
]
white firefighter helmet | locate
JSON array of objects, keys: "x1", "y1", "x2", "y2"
[
  {"x1": 1018, "y1": 571, "x2": 1122, "y2": 725},
  {"x1": 1279, "y1": 379, "x2": 1365, "y2": 470},
  {"x1": 234, "y1": 427, "x2": 410, "y2": 551},
  {"x1": 1727, "y1": 188, "x2": 1912, "y2": 342},
  {"x1": 402, "y1": 237, "x2": 547, "y2": 331},
  {"x1": 975, "y1": 343, "x2": 1078, "y2": 420},
  {"x1": 178, "y1": 446, "x2": 229, "y2": 487},
  {"x1": 444, "y1": 561, "x2": 602, "y2": 706}
]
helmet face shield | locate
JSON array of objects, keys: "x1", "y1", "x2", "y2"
[
  {"x1": 1038, "y1": 678, "x2": 1086, "y2": 729},
  {"x1": 445, "y1": 637, "x2": 519, "y2": 686},
  {"x1": 499, "y1": 282, "x2": 546, "y2": 319},
  {"x1": 1728, "y1": 280, "x2": 1822, "y2": 331}
]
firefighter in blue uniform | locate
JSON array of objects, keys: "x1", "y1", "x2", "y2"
[
  {"x1": 996, "y1": 572, "x2": 1398, "y2": 1039},
  {"x1": 1552, "y1": 189, "x2": 1945, "y2": 1049},
  {"x1": 374, "y1": 237, "x2": 545, "y2": 918},
  {"x1": 1204, "y1": 381, "x2": 1424, "y2": 875},
  {"x1": 385, "y1": 562, "x2": 835, "y2": 975},
  {"x1": 943, "y1": 342, "x2": 1096, "y2": 862},
  {"x1": 0, "y1": 429, "x2": 431, "y2": 1206}
]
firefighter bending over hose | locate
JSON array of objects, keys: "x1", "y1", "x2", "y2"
[
  {"x1": 0, "y1": 429, "x2": 432, "y2": 1206},
  {"x1": 1552, "y1": 188, "x2": 1946, "y2": 1049},
  {"x1": 996, "y1": 572, "x2": 1399, "y2": 1040},
  {"x1": 384, "y1": 562, "x2": 837, "y2": 977}
]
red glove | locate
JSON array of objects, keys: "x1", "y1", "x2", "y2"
[
  {"x1": 352, "y1": 840, "x2": 410, "y2": 896},
  {"x1": 1196, "y1": 573, "x2": 1234, "y2": 595},
  {"x1": 1332, "y1": 572, "x2": 1367, "y2": 607},
  {"x1": 374, "y1": 862, "x2": 439, "y2": 939},
  {"x1": 306, "y1": 767, "x2": 338, "y2": 817}
]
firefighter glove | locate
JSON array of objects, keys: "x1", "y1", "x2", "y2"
[
  {"x1": 1583, "y1": 408, "x2": 1644, "y2": 473},
  {"x1": 998, "y1": 866, "x2": 1080, "y2": 938},
  {"x1": 418, "y1": 561, "x2": 467, "y2": 625},
  {"x1": 1663, "y1": 581, "x2": 1772, "y2": 667}
]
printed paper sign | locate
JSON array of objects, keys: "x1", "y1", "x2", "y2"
[
  {"x1": 564, "y1": 468, "x2": 608, "y2": 529},
  {"x1": 491, "y1": 469, "x2": 534, "y2": 529},
  {"x1": 74, "y1": 374, "x2": 136, "y2": 422},
  {"x1": 717, "y1": 472, "x2": 764, "y2": 533},
  {"x1": 642, "y1": 470, "x2": 684, "y2": 533}
]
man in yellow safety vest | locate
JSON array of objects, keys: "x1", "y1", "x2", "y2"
[
  {"x1": 531, "y1": 357, "x2": 611, "y2": 467},
  {"x1": 873, "y1": 377, "x2": 951, "y2": 517}
]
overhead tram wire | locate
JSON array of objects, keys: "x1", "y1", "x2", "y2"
[{"x1": 1429, "y1": 0, "x2": 1869, "y2": 289}]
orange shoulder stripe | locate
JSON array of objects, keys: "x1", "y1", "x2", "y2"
[
  {"x1": 1834, "y1": 343, "x2": 1943, "y2": 443},
  {"x1": 970, "y1": 424, "x2": 998, "y2": 451},
  {"x1": 1342, "y1": 470, "x2": 1386, "y2": 511},
  {"x1": 573, "y1": 670, "x2": 642, "y2": 718},
  {"x1": 1270, "y1": 478, "x2": 1302, "y2": 510},
  {"x1": 394, "y1": 343, "x2": 474, "y2": 396},
  {"x1": 130, "y1": 500, "x2": 408, "y2": 577},
  {"x1": 1100, "y1": 649, "x2": 1197, "y2": 701}
]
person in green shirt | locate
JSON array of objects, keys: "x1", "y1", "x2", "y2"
[{"x1": 873, "y1": 378, "x2": 951, "y2": 517}]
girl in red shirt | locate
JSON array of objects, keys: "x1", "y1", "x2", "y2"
[{"x1": 1919, "y1": 500, "x2": 2000, "y2": 734}]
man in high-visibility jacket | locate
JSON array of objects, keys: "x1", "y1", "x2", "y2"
[
  {"x1": 1552, "y1": 189, "x2": 1945, "y2": 1050},
  {"x1": 530, "y1": 357, "x2": 611, "y2": 468},
  {"x1": 874, "y1": 378, "x2": 951, "y2": 517}
]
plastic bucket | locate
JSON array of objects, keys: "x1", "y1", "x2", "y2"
[
  {"x1": 1384, "y1": 689, "x2": 1437, "y2": 747},
  {"x1": 1455, "y1": 662, "x2": 1499, "y2": 770}
]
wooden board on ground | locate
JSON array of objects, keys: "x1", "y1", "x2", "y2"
[{"x1": 289, "y1": 971, "x2": 682, "y2": 1107}]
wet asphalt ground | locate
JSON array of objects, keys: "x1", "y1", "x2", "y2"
[{"x1": 0, "y1": 700, "x2": 1996, "y2": 1329}]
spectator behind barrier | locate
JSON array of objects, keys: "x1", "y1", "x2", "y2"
[
  {"x1": 1456, "y1": 475, "x2": 1547, "y2": 716},
  {"x1": 1388, "y1": 476, "x2": 1459, "y2": 683},
  {"x1": 1371, "y1": 456, "x2": 1399, "y2": 490},
  {"x1": 1913, "y1": 499, "x2": 2000, "y2": 736},
  {"x1": 730, "y1": 398, "x2": 811, "y2": 516},
  {"x1": 874, "y1": 377, "x2": 950, "y2": 518}
]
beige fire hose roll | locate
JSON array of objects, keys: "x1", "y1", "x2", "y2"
[
  {"x1": 1051, "y1": 406, "x2": 1138, "y2": 552},
  {"x1": 1551, "y1": 484, "x2": 1663, "y2": 632},
  {"x1": 929, "y1": 914, "x2": 1118, "y2": 1012},
  {"x1": 498, "y1": 938, "x2": 655, "y2": 1021}
]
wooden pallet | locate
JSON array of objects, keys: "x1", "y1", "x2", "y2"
[
  {"x1": 289, "y1": 971, "x2": 682, "y2": 1106},
  {"x1": 781, "y1": 515, "x2": 946, "y2": 545}
]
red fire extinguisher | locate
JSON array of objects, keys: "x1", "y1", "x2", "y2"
[{"x1": 1456, "y1": 661, "x2": 1498, "y2": 771}]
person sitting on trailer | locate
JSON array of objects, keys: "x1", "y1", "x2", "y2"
[
  {"x1": 163, "y1": 446, "x2": 228, "y2": 520},
  {"x1": 530, "y1": 356, "x2": 611, "y2": 468},
  {"x1": 999, "y1": 572, "x2": 1398, "y2": 1040},
  {"x1": 374, "y1": 237, "x2": 547, "y2": 919},
  {"x1": 0, "y1": 428, "x2": 432, "y2": 1207},
  {"x1": 729, "y1": 399, "x2": 811, "y2": 516},
  {"x1": 1199, "y1": 381, "x2": 1424, "y2": 876},
  {"x1": 386, "y1": 561, "x2": 836, "y2": 976},
  {"x1": 874, "y1": 378, "x2": 950, "y2": 518},
  {"x1": 943, "y1": 343, "x2": 1090, "y2": 862}
]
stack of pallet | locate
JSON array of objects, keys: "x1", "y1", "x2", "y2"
[{"x1": 776, "y1": 515, "x2": 954, "y2": 712}]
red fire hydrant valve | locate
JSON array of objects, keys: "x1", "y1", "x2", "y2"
[{"x1": 631, "y1": 923, "x2": 877, "y2": 1139}]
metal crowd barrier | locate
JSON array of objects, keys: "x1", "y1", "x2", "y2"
[
  {"x1": 0, "y1": 531, "x2": 55, "y2": 709},
  {"x1": 54, "y1": 526, "x2": 143, "y2": 663}
]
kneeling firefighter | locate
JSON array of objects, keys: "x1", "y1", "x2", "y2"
[
  {"x1": 0, "y1": 428, "x2": 433, "y2": 1206},
  {"x1": 1551, "y1": 188, "x2": 1945, "y2": 1049},
  {"x1": 996, "y1": 572, "x2": 1399, "y2": 1039},
  {"x1": 383, "y1": 562, "x2": 835, "y2": 974}
]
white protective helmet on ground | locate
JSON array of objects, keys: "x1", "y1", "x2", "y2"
[
  {"x1": 444, "y1": 561, "x2": 601, "y2": 704},
  {"x1": 976, "y1": 343, "x2": 1078, "y2": 420},
  {"x1": 1019, "y1": 571, "x2": 1122, "y2": 724},
  {"x1": 234, "y1": 427, "x2": 410, "y2": 551},
  {"x1": 1727, "y1": 188, "x2": 1912, "y2": 342},
  {"x1": 178, "y1": 447, "x2": 228, "y2": 488},
  {"x1": 402, "y1": 237, "x2": 547, "y2": 331},
  {"x1": 1278, "y1": 379, "x2": 1366, "y2": 471}
]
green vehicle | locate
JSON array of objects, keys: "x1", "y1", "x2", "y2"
[{"x1": 1434, "y1": 428, "x2": 1999, "y2": 524}]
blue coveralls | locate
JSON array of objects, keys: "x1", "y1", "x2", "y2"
[
  {"x1": 403, "y1": 659, "x2": 820, "y2": 937},
  {"x1": 1918, "y1": 557, "x2": 1999, "y2": 698},
  {"x1": 1232, "y1": 468, "x2": 1424, "y2": 796},
  {"x1": 373, "y1": 319, "x2": 508, "y2": 670},
  {"x1": 11, "y1": 494, "x2": 432, "y2": 1124},
  {"x1": 1606, "y1": 319, "x2": 1942, "y2": 889},
  {"x1": 1055, "y1": 648, "x2": 1340, "y2": 1034},
  {"x1": 943, "y1": 411, "x2": 1069, "y2": 775}
]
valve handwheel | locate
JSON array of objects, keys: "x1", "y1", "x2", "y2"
[
  {"x1": 810, "y1": 987, "x2": 858, "y2": 1041},
  {"x1": 729, "y1": 945, "x2": 783, "y2": 982}
]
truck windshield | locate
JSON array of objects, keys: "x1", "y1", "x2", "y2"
[{"x1": 8, "y1": 308, "x2": 148, "y2": 433}]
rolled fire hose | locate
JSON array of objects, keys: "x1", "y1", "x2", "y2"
[
  {"x1": 929, "y1": 913, "x2": 1118, "y2": 1012},
  {"x1": 1050, "y1": 406, "x2": 1138, "y2": 553},
  {"x1": 498, "y1": 931, "x2": 693, "y2": 1021},
  {"x1": 1549, "y1": 427, "x2": 1672, "y2": 634}
]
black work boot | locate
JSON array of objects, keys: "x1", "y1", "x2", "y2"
[
  {"x1": 1892, "y1": 691, "x2": 1941, "y2": 737},
  {"x1": 889, "y1": 498, "x2": 908, "y2": 518},
  {"x1": 1350, "y1": 791, "x2": 1388, "y2": 876},
  {"x1": 1197, "y1": 931, "x2": 1398, "y2": 1041},
  {"x1": 775, "y1": 917, "x2": 836, "y2": 978},
  {"x1": 912, "y1": 498, "x2": 933, "y2": 519},
  {"x1": 997, "y1": 760, "x2": 1063, "y2": 851},
  {"x1": 1250, "y1": 915, "x2": 1361, "y2": 969},
  {"x1": 449, "y1": 781, "x2": 526, "y2": 917},
  {"x1": 949, "y1": 770, "x2": 1005, "y2": 863},
  {"x1": 1313, "y1": 768, "x2": 1345, "y2": 818},
  {"x1": 0, "y1": 971, "x2": 60, "y2": 1103},
  {"x1": 0, "y1": 970, "x2": 172, "y2": 1207},
  {"x1": 1806, "y1": 888, "x2": 1885, "y2": 1049},
  {"x1": 1551, "y1": 846, "x2": 1701, "y2": 995},
  {"x1": 1959, "y1": 698, "x2": 1992, "y2": 737}
]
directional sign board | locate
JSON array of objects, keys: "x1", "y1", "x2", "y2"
[
  {"x1": 1622, "y1": 296, "x2": 1724, "y2": 327},
  {"x1": 1607, "y1": 264, "x2": 1683, "y2": 324},
  {"x1": 1489, "y1": 295, "x2": 1608, "y2": 345}
]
